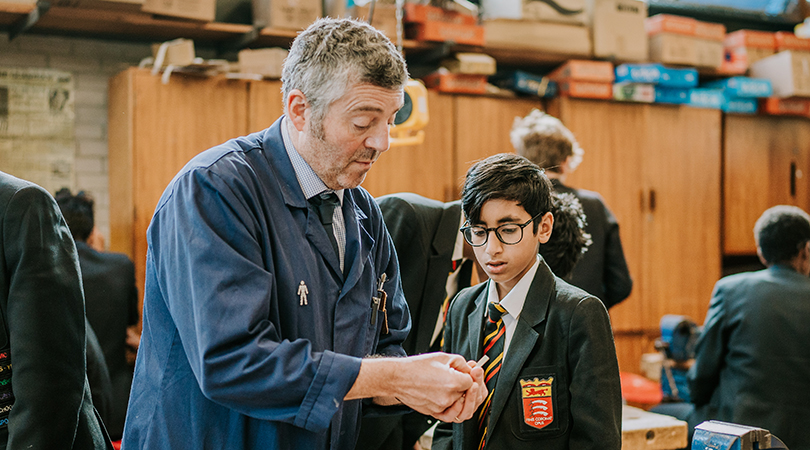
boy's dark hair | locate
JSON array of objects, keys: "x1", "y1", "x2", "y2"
[
  {"x1": 55, "y1": 188, "x2": 94, "y2": 243},
  {"x1": 540, "y1": 192, "x2": 592, "y2": 278},
  {"x1": 754, "y1": 205, "x2": 810, "y2": 266},
  {"x1": 461, "y1": 153, "x2": 553, "y2": 234}
]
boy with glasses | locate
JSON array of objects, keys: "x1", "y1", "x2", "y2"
[{"x1": 431, "y1": 154, "x2": 621, "y2": 450}]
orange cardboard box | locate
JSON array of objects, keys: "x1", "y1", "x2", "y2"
[
  {"x1": 548, "y1": 60, "x2": 614, "y2": 82},
  {"x1": 760, "y1": 97, "x2": 810, "y2": 116},
  {"x1": 557, "y1": 80, "x2": 613, "y2": 99},
  {"x1": 422, "y1": 72, "x2": 487, "y2": 94},
  {"x1": 404, "y1": 3, "x2": 477, "y2": 25},
  {"x1": 407, "y1": 21, "x2": 485, "y2": 46},
  {"x1": 694, "y1": 21, "x2": 725, "y2": 42},
  {"x1": 775, "y1": 31, "x2": 810, "y2": 52},
  {"x1": 724, "y1": 30, "x2": 776, "y2": 49},
  {"x1": 645, "y1": 14, "x2": 696, "y2": 36}
]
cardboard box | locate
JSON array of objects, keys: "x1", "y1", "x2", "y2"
[
  {"x1": 523, "y1": 0, "x2": 587, "y2": 25},
  {"x1": 645, "y1": 14, "x2": 696, "y2": 36},
  {"x1": 613, "y1": 82, "x2": 655, "y2": 102},
  {"x1": 483, "y1": 19, "x2": 591, "y2": 56},
  {"x1": 694, "y1": 21, "x2": 725, "y2": 42},
  {"x1": 252, "y1": 0, "x2": 321, "y2": 30},
  {"x1": 404, "y1": 3, "x2": 477, "y2": 25},
  {"x1": 422, "y1": 72, "x2": 488, "y2": 94},
  {"x1": 590, "y1": 0, "x2": 647, "y2": 62},
  {"x1": 490, "y1": 70, "x2": 558, "y2": 97},
  {"x1": 557, "y1": 80, "x2": 613, "y2": 99},
  {"x1": 615, "y1": 63, "x2": 698, "y2": 88},
  {"x1": 442, "y1": 53, "x2": 497, "y2": 75},
  {"x1": 725, "y1": 30, "x2": 776, "y2": 49},
  {"x1": 760, "y1": 97, "x2": 810, "y2": 116},
  {"x1": 722, "y1": 95, "x2": 758, "y2": 114},
  {"x1": 750, "y1": 50, "x2": 810, "y2": 98},
  {"x1": 775, "y1": 31, "x2": 810, "y2": 52},
  {"x1": 352, "y1": 4, "x2": 398, "y2": 41},
  {"x1": 238, "y1": 47, "x2": 287, "y2": 78},
  {"x1": 549, "y1": 59, "x2": 614, "y2": 82},
  {"x1": 654, "y1": 87, "x2": 689, "y2": 104},
  {"x1": 704, "y1": 77, "x2": 772, "y2": 98},
  {"x1": 649, "y1": 33, "x2": 697, "y2": 66},
  {"x1": 407, "y1": 21, "x2": 485, "y2": 46},
  {"x1": 695, "y1": 38, "x2": 723, "y2": 68},
  {"x1": 143, "y1": 0, "x2": 214, "y2": 21},
  {"x1": 481, "y1": 0, "x2": 522, "y2": 20},
  {"x1": 724, "y1": 46, "x2": 776, "y2": 71},
  {"x1": 151, "y1": 39, "x2": 196, "y2": 67},
  {"x1": 688, "y1": 88, "x2": 723, "y2": 109}
]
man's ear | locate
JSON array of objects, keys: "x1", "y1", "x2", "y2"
[
  {"x1": 286, "y1": 89, "x2": 308, "y2": 132},
  {"x1": 536, "y1": 211, "x2": 554, "y2": 244}
]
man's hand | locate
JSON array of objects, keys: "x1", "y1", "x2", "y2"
[
  {"x1": 431, "y1": 358, "x2": 487, "y2": 423},
  {"x1": 346, "y1": 352, "x2": 487, "y2": 422}
]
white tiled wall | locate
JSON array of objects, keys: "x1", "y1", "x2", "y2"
[{"x1": 0, "y1": 32, "x2": 216, "y2": 247}]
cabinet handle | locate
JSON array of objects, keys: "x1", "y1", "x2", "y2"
[
  {"x1": 649, "y1": 189, "x2": 657, "y2": 212},
  {"x1": 791, "y1": 161, "x2": 797, "y2": 198}
]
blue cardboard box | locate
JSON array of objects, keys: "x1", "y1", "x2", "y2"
[
  {"x1": 655, "y1": 87, "x2": 690, "y2": 104},
  {"x1": 722, "y1": 94, "x2": 758, "y2": 114},
  {"x1": 703, "y1": 76, "x2": 772, "y2": 98},
  {"x1": 490, "y1": 70, "x2": 557, "y2": 98},
  {"x1": 615, "y1": 63, "x2": 698, "y2": 88},
  {"x1": 688, "y1": 88, "x2": 724, "y2": 109}
]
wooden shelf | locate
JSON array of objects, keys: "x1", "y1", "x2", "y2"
[{"x1": 0, "y1": 2, "x2": 579, "y2": 69}]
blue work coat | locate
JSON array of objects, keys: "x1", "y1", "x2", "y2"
[{"x1": 122, "y1": 117, "x2": 411, "y2": 450}]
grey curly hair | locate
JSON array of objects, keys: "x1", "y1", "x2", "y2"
[
  {"x1": 281, "y1": 18, "x2": 408, "y2": 128},
  {"x1": 510, "y1": 109, "x2": 584, "y2": 173}
]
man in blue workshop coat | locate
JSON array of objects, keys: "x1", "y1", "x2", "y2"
[{"x1": 121, "y1": 17, "x2": 486, "y2": 450}]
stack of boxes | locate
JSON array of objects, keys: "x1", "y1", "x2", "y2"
[
  {"x1": 423, "y1": 53, "x2": 497, "y2": 95},
  {"x1": 614, "y1": 63, "x2": 698, "y2": 104},
  {"x1": 749, "y1": 31, "x2": 810, "y2": 116},
  {"x1": 403, "y1": 3, "x2": 484, "y2": 47},
  {"x1": 722, "y1": 30, "x2": 776, "y2": 75},
  {"x1": 481, "y1": 0, "x2": 592, "y2": 57},
  {"x1": 489, "y1": 70, "x2": 558, "y2": 98},
  {"x1": 645, "y1": 14, "x2": 725, "y2": 70},
  {"x1": 549, "y1": 60, "x2": 615, "y2": 100},
  {"x1": 696, "y1": 77, "x2": 773, "y2": 114}
]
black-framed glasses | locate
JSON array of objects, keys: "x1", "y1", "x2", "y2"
[{"x1": 460, "y1": 212, "x2": 544, "y2": 247}]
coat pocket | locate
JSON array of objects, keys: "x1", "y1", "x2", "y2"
[{"x1": 510, "y1": 366, "x2": 568, "y2": 440}]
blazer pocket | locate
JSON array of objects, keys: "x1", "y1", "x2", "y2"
[{"x1": 510, "y1": 366, "x2": 568, "y2": 440}]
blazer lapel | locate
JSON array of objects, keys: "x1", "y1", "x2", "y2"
[
  {"x1": 341, "y1": 195, "x2": 373, "y2": 296},
  {"x1": 487, "y1": 261, "x2": 555, "y2": 435},
  {"x1": 466, "y1": 287, "x2": 488, "y2": 361}
]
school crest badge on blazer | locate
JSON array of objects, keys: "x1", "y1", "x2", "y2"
[{"x1": 520, "y1": 377, "x2": 554, "y2": 429}]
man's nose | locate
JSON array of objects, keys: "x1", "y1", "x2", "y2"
[{"x1": 365, "y1": 123, "x2": 391, "y2": 153}]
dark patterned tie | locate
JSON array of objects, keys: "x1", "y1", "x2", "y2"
[
  {"x1": 309, "y1": 192, "x2": 340, "y2": 257},
  {"x1": 477, "y1": 301, "x2": 507, "y2": 450}
]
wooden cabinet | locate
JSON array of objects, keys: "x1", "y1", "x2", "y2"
[
  {"x1": 109, "y1": 69, "x2": 724, "y2": 375},
  {"x1": 548, "y1": 98, "x2": 721, "y2": 372},
  {"x1": 724, "y1": 115, "x2": 810, "y2": 255},
  {"x1": 109, "y1": 69, "x2": 251, "y2": 306}
]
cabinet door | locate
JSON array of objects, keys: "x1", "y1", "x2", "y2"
[
  {"x1": 363, "y1": 91, "x2": 456, "y2": 201},
  {"x1": 642, "y1": 105, "x2": 721, "y2": 327},
  {"x1": 454, "y1": 95, "x2": 543, "y2": 198},
  {"x1": 724, "y1": 115, "x2": 810, "y2": 254},
  {"x1": 248, "y1": 80, "x2": 284, "y2": 133},
  {"x1": 109, "y1": 68, "x2": 250, "y2": 305},
  {"x1": 547, "y1": 98, "x2": 646, "y2": 333}
]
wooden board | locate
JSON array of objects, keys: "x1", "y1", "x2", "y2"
[{"x1": 622, "y1": 405, "x2": 688, "y2": 450}]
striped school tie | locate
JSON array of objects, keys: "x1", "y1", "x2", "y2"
[{"x1": 477, "y1": 301, "x2": 507, "y2": 450}]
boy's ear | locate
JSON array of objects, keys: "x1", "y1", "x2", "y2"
[{"x1": 536, "y1": 211, "x2": 554, "y2": 244}]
